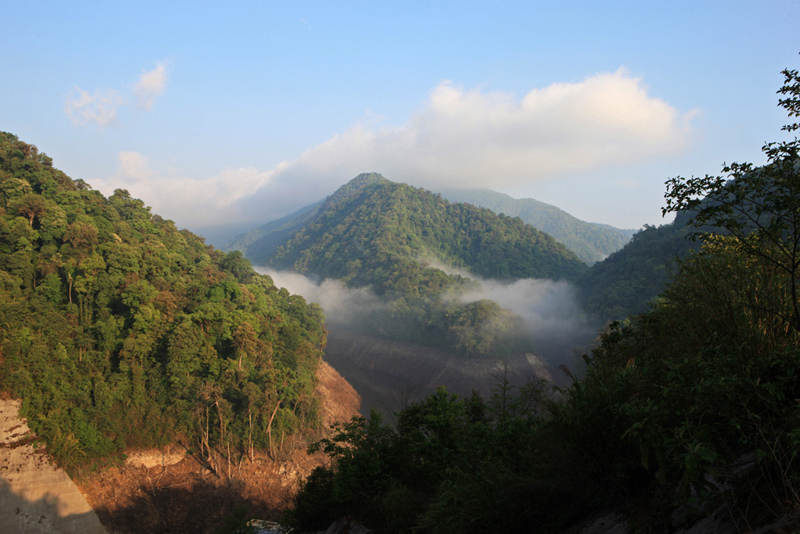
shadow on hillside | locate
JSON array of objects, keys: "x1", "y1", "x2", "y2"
[
  {"x1": 0, "y1": 476, "x2": 106, "y2": 534},
  {"x1": 324, "y1": 329, "x2": 553, "y2": 419},
  {"x1": 90, "y1": 473, "x2": 281, "y2": 534}
]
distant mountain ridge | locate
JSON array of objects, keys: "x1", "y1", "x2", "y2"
[
  {"x1": 438, "y1": 188, "x2": 635, "y2": 264},
  {"x1": 225, "y1": 199, "x2": 323, "y2": 257}
]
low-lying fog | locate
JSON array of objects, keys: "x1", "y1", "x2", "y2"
[
  {"x1": 255, "y1": 264, "x2": 601, "y2": 415},
  {"x1": 256, "y1": 265, "x2": 599, "y2": 369}
]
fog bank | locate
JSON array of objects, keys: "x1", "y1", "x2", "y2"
[
  {"x1": 255, "y1": 267, "x2": 385, "y2": 326},
  {"x1": 258, "y1": 264, "x2": 598, "y2": 366}
]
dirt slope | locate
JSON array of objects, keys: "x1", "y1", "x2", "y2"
[
  {"x1": 0, "y1": 398, "x2": 108, "y2": 534},
  {"x1": 73, "y1": 360, "x2": 360, "y2": 534},
  {"x1": 324, "y1": 329, "x2": 559, "y2": 417}
]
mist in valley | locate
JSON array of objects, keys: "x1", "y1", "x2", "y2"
[
  {"x1": 454, "y1": 277, "x2": 599, "y2": 365},
  {"x1": 256, "y1": 268, "x2": 387, "y2": 327},
  {"x1": 256, "y1": 265, "x2": 600, "y2": 414},
  {"x1": 421, "y1": 257, "x2": 600, "y2": 365}
]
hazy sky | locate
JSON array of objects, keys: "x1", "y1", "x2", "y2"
[{"x1": 2, "y1": 1, "x2": 797, "y2": 233}]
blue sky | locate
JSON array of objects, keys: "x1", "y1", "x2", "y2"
[{"x1": 2, "y1": 1, "x2": 798, "y2": 237}]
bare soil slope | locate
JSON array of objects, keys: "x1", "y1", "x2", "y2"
[
  {"x1": 324, "y1": 329, "x2": 559, "y2": 417},
  {"x1": 74, "y1": 360, "x2": 360, "y2": 534}
]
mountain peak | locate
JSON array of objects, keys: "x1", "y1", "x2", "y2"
[
  {"x1": 351, "y1": 172, "x2": 387, "y2": 185},
  {"x1": 342, "y1": 172, "x2": 390, "y2": 193},
  {"x1": 326, "y1": 173, "x2": 391, "y2": 204}
]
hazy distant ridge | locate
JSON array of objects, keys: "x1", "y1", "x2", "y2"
[{"x1": 439, "y1": 188, "x2": 634, "y2": 265}]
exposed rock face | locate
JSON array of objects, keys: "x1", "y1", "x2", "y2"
[
  {"x1": 124, "y1": 446, "x2": 186, "y2": 470},
  {"x1": 0, "y1": 399, "x2": 107, "y2": 534}
]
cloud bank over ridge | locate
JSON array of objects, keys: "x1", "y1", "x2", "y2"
[{"x1": 92, "y1": 69, "x2": 696, "y2": 229}]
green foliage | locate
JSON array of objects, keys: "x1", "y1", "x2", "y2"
[
  {"x1": 295, "y1": 387, "x2": 544, "y2": 533},
  {"x1": 0, "y1": 131, "x2": 327, "y2": 471},
  {"x1": 664, "y1": 67, "x2": 800, "y2": 333}
]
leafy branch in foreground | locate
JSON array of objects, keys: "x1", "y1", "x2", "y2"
[{"x1": 663, "y1": 67, "x2": 800, "y2": 331}]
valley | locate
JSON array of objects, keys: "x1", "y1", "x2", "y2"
[{"x1": 3, "y1": 62, "x2": 800, "y2": 532}]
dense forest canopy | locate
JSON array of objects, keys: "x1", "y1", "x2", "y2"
[
  {"x1": 233, "y1": 173, "x2": 588, "y2": 358},
  {"x1": 290, "y1": 67, "x2": 800, "y2": 534},
  {"x1": 0, "y1": 131, "x2": 327, "y2": 470}
]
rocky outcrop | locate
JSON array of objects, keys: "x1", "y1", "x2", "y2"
[
  {"x1": 124, "y1": 446, "x2": 186, "y2": 470},
  {"x1": 0, "y1": 399, "x2": 107, "y2": 534}
]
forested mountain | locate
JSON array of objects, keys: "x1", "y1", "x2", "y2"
[
  {"x1": 576, "y1": 211, "x2": 695, "y2": 320},
  {"x1": 267, "y1": 173, "x2": 586, "y2": 282},
  {"x1": 0, "y1": 132, "x2": 327, "y2": 471},
  {"x1": 231, "y1": 173, "x2": 588, "y2": 357},
  {"x1": 290, "y1": 67, "x2": 800, "y2": 534},
  {"x1": 439, "y1": 188, "x2": 635, "y2": 264}
]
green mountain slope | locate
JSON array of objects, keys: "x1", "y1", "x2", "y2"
[
  {"x1": 0, "y1": 132, "x2": 326, "y2": 470},
  {"x1": 576, "y1": 213, "x2": 692, "y2": 321},
  {"x1": 576, "y1": 211, "x2": 711, "y2": 321},
  {"x1": 234, "y1": 173, "x2": 588, "y2": 357},
  {"x1": 439, "y1": 188, "x2": 635, "y2": 264},
  {"x1": 259, "y1": 173, "x2": 586, "y2": 283}
]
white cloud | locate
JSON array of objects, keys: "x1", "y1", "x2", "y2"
[
  {"x1": 91, "y1": 152, "x2": 281, "y2": 227},
  {"x1": 92, "y1": 70, "x2": 696, "y2": 230},
  {"x1": 64, "y1": 87, "x2": 124, "y2": 126},
  {"x1": 274, "y1": 69, "x2": 694, "y2": 190},
  {"x1": 133, "y1": 62, "x2": 168, "y2": 110},
  {"x1": 232, "y1": 69, "x2": 696, "y2": 222},
  {"x1": 117, "y1": 151, "x2": 154, "y2": 182},
  {"x1": 65, "y1": 60, "x2": 169, "y2": 126}
]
